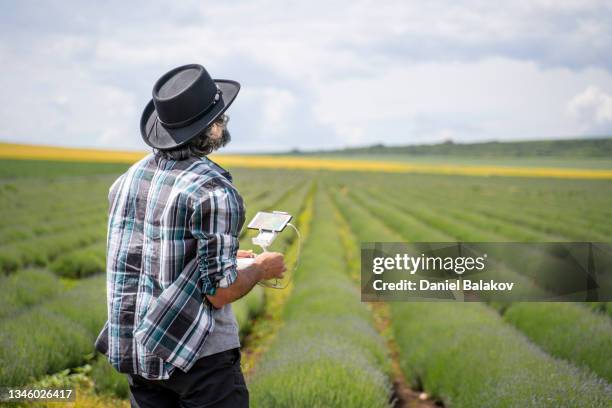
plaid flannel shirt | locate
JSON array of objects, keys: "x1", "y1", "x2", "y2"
[{"x1": 94, "y1": 153, "x2": 245, "y2": 379}]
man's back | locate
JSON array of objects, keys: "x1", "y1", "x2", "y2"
[{"x1": 95, "y1": 153, "x2": 245, "y2": 380}]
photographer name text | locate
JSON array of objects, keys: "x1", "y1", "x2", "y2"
[
  {"x1": 372, "y1": 279, "x2": 514, "y2": 291},
  {"x1": 370, "y1": 253, "x2": 515, "y2": 292}
]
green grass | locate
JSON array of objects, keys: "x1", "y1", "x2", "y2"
[
  {"x1": 0, "y1": 158, "x2": 130, "y2": 179},
  {"x1": 308, "y1": 154, "x2": 612, "y2": 169},
  {"x1": 607, "y1": 303, "x2": 612, "y2": 318},
  {"x1": 248, "y1": 190, "x2": 392, "y2": 407},
  {"x1": 232, "y1": 178, "x2": 315, "y2": 337},
  {"x1": 0, "y1": 268, "x2": 66, "y2": 319},
  {"x1": 0, "y1": 249, "x2": 22, "y2": 273},
  {"x1": 0, "y1": 223, "x2": 106, "y2": 274},
  {"x1": 0, "y1": 161, "x2": 317, "y2": 391},
  {"x1": 504, "y1": 302, "x2": 612, "y2": 382},
  {"x1": 50, "y1": 242, "x2": 106, "y2": 278},
  {"x1": 2, "y1": 158, "x2": 612, "y2": 407},
  {"x1": 328, "y1": 177, "x2": 612, "y2": 406},
  {"x1": 90, "y1": 357, "x2": 130, "y2": 399},
  {"x1": 233, "y1": 285, "x2": 265, "y2": 337},
  {"x1": 391, "y1": 302, "x2": 611, "y2": 407},
  {"x1": 0, "y1": 275, "x2": 107, "y2": 386}
]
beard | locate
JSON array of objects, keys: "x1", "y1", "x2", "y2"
[{"x1": 209, "y1": 128, "x2": 231, "y2": 152}]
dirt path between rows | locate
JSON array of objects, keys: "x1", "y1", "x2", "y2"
[
  {"x1": 329, "y1": 186, "x2": 442, "y2": 408},
  {"x1": 370, "y1": 302, "x2": 442, "y2": 408}
]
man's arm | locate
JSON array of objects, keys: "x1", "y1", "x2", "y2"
[
  {"x1": 190, "y1": 185, "x2": 285, "y2": 309},
  {"x1": 205, "y1": 259, "x2": 261, "y2": 309},
  {"x1": 206, "y1": 252, "x2": 286, "y2": 309}
]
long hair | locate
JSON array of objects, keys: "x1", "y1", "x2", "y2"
[{"x1": 153, "y1": 115, "x2": 230, "y2": 161}]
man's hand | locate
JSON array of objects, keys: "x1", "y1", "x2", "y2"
[
  {"x1": 237, "y1": 249, "x2": 255, "y2": 258},
  {"x1": 205, "y1": 251, "x2": 286, "y2": 309},
  {"x1": 254, "y1": 252, "x2": 286, "y2": 280}
]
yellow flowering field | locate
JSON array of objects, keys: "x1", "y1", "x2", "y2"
[{"x1": 2, "y1": 142, "x2": 612, "y2": 179}]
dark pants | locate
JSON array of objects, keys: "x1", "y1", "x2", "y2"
[{"x1": 126, "y1": 348, "x2": 249, "y2": 408}]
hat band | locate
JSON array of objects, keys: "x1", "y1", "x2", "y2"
[{"x1": 158, "y1": 88, "x2": 222, "y2": 129}]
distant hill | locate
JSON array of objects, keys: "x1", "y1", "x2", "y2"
[{"x1": 284, "y1": 137, "x2": 612, "y2": 158}]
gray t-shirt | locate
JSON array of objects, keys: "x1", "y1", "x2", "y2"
[{"x1": 200, "y1": 303, "x2": 241, "y2": 357}]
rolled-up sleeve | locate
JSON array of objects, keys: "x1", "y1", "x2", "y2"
[{"x1": 189, "y1": 185, "x2": 244, "y2": 296}]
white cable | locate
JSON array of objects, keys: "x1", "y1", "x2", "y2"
[{"x1": 256, "y1": 222, "x2": 301, "y2": 289}]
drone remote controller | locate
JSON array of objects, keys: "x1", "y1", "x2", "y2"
[{"x1": 237, "y1": 211, "x2": 301, "y2": 289}]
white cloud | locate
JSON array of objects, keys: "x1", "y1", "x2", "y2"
[
  {"x1": 333, "y1": 124, "x2": 366, "y2": 145},
  {"x1": 234, "y1": 86, "x2": 297, "y2": 137},
  {"x1": 313, "y1": 58, "x2": 612, "y2": 143},
  {"x1": 0, "y1": 46, "x2": 139, "y2": 149},
  {"x1": 259, "y1": 88, "x2": 297, "y2": 133},
  {"x1": 567, "y1": 86, "x2": 612, "y2": 134},
  {"x1": 1, "y1": 1, "x2": 612, "y2": 151}
]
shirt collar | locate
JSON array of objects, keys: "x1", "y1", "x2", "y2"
[{"x1": 202, "y1": 156, "x2": 233, "y2": 183}]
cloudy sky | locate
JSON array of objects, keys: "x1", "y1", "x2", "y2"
[{"x1": 1, "y1": 0, "x2": 612, "y2": 152}]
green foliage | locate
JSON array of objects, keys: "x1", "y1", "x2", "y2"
[
  {"x1": 90, "y1": 357, "x2": 130, "y2": 399},
  {"x1": 0, "y1": 268, "x2": 65, "y2": 319},
  {"x1": 0, "y1": 308, "x2": 93, "y2": 387},
  {"x1": 45, "y1": 275, "x2": 108, "y2": 334},
  {"x1": 0, "y1": 161, "x2": 317, "y2": 392},
  {"x1": 0, "y1": 159, "x2": 130, "y2": 179},
  {"x1": 0, "y1": 275, "x2": 106, "y2": 386},
  {"x1": 291, "y1": 137, "x2": 612, "y2": 158},
  {"x1": 607, "y1": 303, "x2": 612, "y2": 318},
  {"x1": 233, "y1": 285, "x2": 265, "y2": 337},
  {"x1": 0, "y1": 225, "x2": 32, "y2": 244},
  {"x1": 2, "y1": 158, "x2": 612, "y2": 407},
  {"x1": 50, "y1": 243, "x2": 106, "y2": 278},
  {"x1": 0, "y1": 225, "x2": 106, "y2": 274},
  {"x1": 0, "y1": 249, "x2": 22, "y2": 273},
  {"x1": 330, "y1": 175, "x2": 612, "y2": 406},
  {"x1": 233, "y1": 177, "x2": 313, "y2": 336},
  {"x1": 249, "y1": 191, "x2": 392, "y2": 407},
  {"x1": 504, "y1": 302, "x2": 612, "y2": 382},
  {"x1": 391, "y1": 302, "x2": 611, "y2": 407}
]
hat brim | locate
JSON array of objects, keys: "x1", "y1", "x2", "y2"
[{"x1": 140, "y1": 79, "x2": 240, "y2": 151}]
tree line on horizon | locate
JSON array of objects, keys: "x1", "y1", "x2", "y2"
[{"x1": 283, "y1": 137, "x2": 612, "y2": 158}]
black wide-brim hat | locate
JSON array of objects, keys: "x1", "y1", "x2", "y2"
[{"x1": 140, "y1": 63, "x2": 240, "y2": 150}]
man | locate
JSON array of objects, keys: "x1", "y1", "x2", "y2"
[{"x1": 94, "y1": 63, "x2": 285, "y2": 407}]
